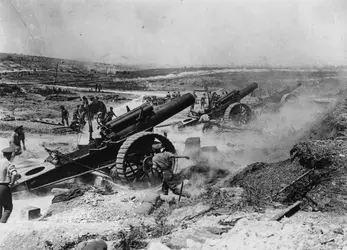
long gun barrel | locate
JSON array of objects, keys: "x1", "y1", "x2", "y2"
[
  {"x1": 101, "y1": 93, "x2": 195, "y2": 140},
  {"x1": 217, "y1": 82, "x2": 258, "y2": 106}
]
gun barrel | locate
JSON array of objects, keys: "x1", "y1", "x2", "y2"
[
  {"x1": 218, "y1": 82, "x2": 258, "y2": 105},
  {"x1": 239, "y1": 82, "x2": 258, "y2": 98},
  {"x1": 105, "y1": 103, "x2": 154, "y2": 133},
  {"x1": 108, "y1": 93, "x2": 195, "y2": 140}
]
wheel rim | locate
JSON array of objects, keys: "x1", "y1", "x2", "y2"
[
  {"x1": 115, "y1": 132, "x2": 176, "y2": 189},
  {"x1": 229, "y1": 104, "x2": 252, "y2": 126}
]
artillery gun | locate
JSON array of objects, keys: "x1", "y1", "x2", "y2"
[
  {"x1": 11, "y1": 93, "x2": 195, "y2": 193},
  {"x1": 253, "y1": 82, "x2": 302, "y2": 111},
  {"x1": 157, "y1": 82, "x2": 258, "y2": 131}
]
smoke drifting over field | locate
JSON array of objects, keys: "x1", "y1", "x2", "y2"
[
  {"x1": 0, "y1": 0, "x2": 346, "y2": 67},
  {"x1": 162, "y1": 91, "x2": 338, "y2": 197}
]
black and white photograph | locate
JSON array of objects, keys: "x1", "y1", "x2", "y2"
[{"x1": 0, "y1": 0, "x2": 346, "y2": 249}]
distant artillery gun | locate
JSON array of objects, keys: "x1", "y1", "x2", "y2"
[
  {"x1": 11, "y1": 93, "x2": 196, "y2": 193},
  {"x1": 158, "y1": 83, "x2": 259, "y2": 132},
  {"x1": 252, "y1": 82, "x2": 302, "y2": 113}
]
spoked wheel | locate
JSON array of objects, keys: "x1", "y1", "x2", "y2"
[
  {"x1": 113, "y1": 132, "x2": 176, "y2": 189},
  {"x1": 224, "y1": 103, "x2": 252, "y2": 126}
]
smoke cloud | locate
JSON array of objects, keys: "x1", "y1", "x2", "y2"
[{"x1": 0, "y1": 0, "x2": 346, "y2": 67}]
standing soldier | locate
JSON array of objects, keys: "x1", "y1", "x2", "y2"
[
  {"x1": 82, "y1": 96, "x2": 89, "y2": 107},
  {"x1": 150, "y1": 147, "x2": 191, "y2": 198},
  {"x1": 208, "y1": 91, "x2": 212, "y2": 100},
  {"x1": 200, "y1": 93, "x2": 206, "y2": 109},
  {"x1": 60, "y1": 105, "x2": 69, "y2": 126},
  {"x1": 177, "y1": 91, "x2": 181, "y2": 97},
  {"x1": 9, "y1": 125, "x2": 26, "y2": 161},
  {"x1": 0, "y1": 147, "x2": 21, "y2": 223},
  {"x1": 72, "y1": 105, "x2": 80, "y2": 121}
]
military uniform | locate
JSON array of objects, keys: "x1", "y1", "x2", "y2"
[
  {"x1": 152, "y1": 152, "x2": 190, "y2": 197},
  {"x1": 9, "y1": 130, "x2": 25, "y2": 156},
  {"x1": 200, "y1": 95, "x2": 206, "y2": 109},
  {"x1": 0, "y1": 147, "x2": 19, "y2": 223},
  {"x1": 61, "y1": 108, "x2": 69, "y2": 126}
]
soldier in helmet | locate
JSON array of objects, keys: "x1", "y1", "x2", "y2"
[
  {"x1": 0, "y1": 147, "x2": 21, "y2": 223},
  {"x1": 150, "y1": 146, "x2": 191, "y2": 198}
]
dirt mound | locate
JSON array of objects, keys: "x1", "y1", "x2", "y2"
[
  {"x1": 226, "y1": 99, "x2": 347, "y2": 212},
  {"x1": 304, "y1": 99, "x2": 347, "y2": 140}
]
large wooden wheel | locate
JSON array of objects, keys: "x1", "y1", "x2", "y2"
[
  {"x1": 224, "y1": 103, "x2": 253, "y2": 126},
  {"x1": 112, "y1": 132, "x2": 176, "y2": 188}
]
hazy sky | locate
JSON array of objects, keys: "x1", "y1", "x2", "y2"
[{"x1": 0, "y1": 0, "x2": 346, "y2": 67}]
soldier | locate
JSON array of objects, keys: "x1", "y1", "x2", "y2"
[
  {"x1": 0, "y1": 147, "x2": 21, "y2": 223},
  {"x1": 60, "y1": 105, "x2": 69, "y2": 126},
  {"x1": 199, "y1": 113, "x2": 213, "y2": 132},
  {"x1": 177, "y1": 91, "x2": 181, "y2": 97},
  {"x1": 200, "y1": 93, "x2": 206, "y2": 109},
  {"x1": 150, "y1": 147, "x2": 191, "y2": 198},
  {"x1": 72, "y1": 105, "x2": 80, "y2": 121},
  {"x1": 166, "y1": 91, "x2": 171, "y2": 100},
  {"x1": 9, "y1": 125, "x2": 26, "y2": 161},
  {"x1": 82, "y1": 96, "x2": 89, "y2": 107}
]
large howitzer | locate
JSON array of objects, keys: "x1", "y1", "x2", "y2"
[
  {"x1": 161, "y1": 82, "x2": 258, "y2": 130},
  {"x1": 256, "y1": 82, "x2": 302, "y2": 107},
  {"x1": 210, "y1": 82, "x2": 258, "y2": 125},
  {"x1": 11, "y1": 93, "x2": 195, "y2": 193}
]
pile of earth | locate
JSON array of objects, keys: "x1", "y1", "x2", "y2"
[{"x1": 223, "y1": 98, "x2": 347, "y2": 213}]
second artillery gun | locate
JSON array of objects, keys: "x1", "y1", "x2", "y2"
[
  {"x1": 252, "y1": 82, "x2": 302, "y2": 113},
  {"x1": 157, "y1": 82, "x2": 258, "y2": 131},
  {"x1": 11, "y1": 94, "x2": 196, "y2": 193}
]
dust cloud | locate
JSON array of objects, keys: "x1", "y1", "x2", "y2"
[
  {"x1": 0, "y1": 0, "x2": 346, "y2": 67},
  {"x1": 158, "y1": 91, "x2": 338, "y2": 197}
]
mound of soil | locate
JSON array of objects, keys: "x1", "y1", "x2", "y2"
[{"x1": 226, "y1": 98, "x2": 347, "y2": 213}]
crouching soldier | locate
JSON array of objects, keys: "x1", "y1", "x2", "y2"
[
  {"x1": 150, "y1": 147, "x2": 191, "y2": 198},
  {"x1": 0, "y1": 147, "x2": 21, "y2": 223}
]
